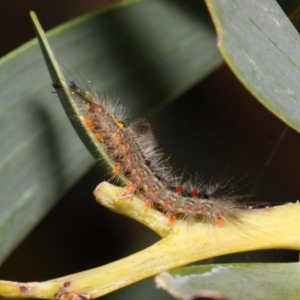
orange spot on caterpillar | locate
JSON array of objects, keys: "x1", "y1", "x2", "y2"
[
  {"x1": 113, "y1": 163, "x2": 121, "y2": 174},
  {"x1": 168, "y1": 215, "x2": 176, "y2": 225},
  {"x1": 176, "y1": 185, "x2": 184, "y2": 193},
  {"x1": 144, "y1": 200, "x2": 153, "y2": 210},
  {"x1": 216, "y1": 216, "x2": 225, "y2": 227},
  {"x1": 94, "y1": 133, "x2": 104, "y2": 142},
  {"x1": 84, "y1": 117, "x2": 96, "y2": 131}
]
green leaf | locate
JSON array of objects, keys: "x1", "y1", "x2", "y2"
[
  {"x1": 156, "y1": 263, "x2": 300, "y2": 300},
  {"x1": 30, "y1": 11, "x2": 119, "y2": 181},
  {"x1": 0, "y1": 0, "x2": 222, "y2": 263},
  {"x1": 205, "y1": 0, "x2": 300, "y2": 132}
]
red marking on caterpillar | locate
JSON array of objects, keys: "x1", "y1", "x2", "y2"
[
  {"x1": 53, "y1": 81, "x2": 246, "y2": 226},
  {"x1": 176, "y1": 185, "x2": 184, "y2": 194},
  {"x1": 191, "y1": 189, "x2": 198, "y2": 198}
]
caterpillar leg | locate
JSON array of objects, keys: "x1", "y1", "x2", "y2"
[
  {"x1": 216, "y1": 216, "x2": 225, "y2": 227},
  {"x1": 120, "y1": 182, "x2": 136, "y2": 198}
]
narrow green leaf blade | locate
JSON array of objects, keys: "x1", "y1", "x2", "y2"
[
  {"x1": 156, "y1": 263, "x2": 300, "y2": 300},
  {"x1": 206, "y1": 0, "x2": 300, "y2": 132},
  {"x1": 30, "y1": 11, "x2": 119, "y2": 180}
]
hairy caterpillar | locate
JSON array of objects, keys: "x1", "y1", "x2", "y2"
[{"x1": 53, "y1": 81, "x2": 246, "y2": 227}]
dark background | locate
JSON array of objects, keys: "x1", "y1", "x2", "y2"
[{"x1": 1, "y1": 1, "x2": 300, "y2": 299}]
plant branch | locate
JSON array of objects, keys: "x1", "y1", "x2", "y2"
[{"x1": 0, "y1": 182, "x2": 300, "y2": 299}]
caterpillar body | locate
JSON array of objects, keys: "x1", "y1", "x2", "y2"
[{"x1": 53, "y1": 81, "x2": 246, "y2": 227}]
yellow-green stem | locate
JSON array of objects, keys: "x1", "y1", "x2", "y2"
[{"x1": 0, "y1": 182, "x2": 300, "y2": 299}]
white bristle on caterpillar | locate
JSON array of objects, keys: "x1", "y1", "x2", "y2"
[{"x1": 53, "y1": 80, "x2": 246, "y2": 227}]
